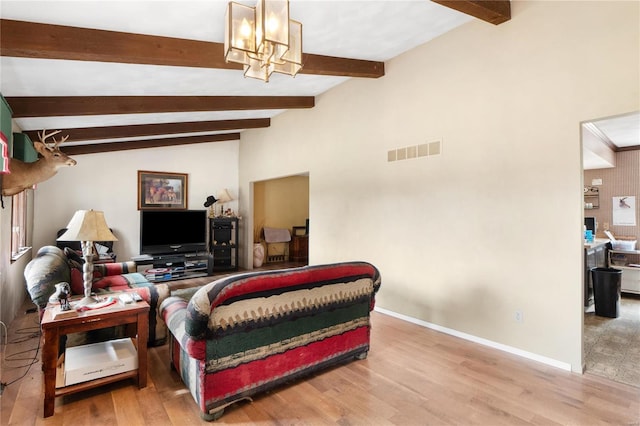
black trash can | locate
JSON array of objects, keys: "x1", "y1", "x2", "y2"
[{"x1": 591, "y1": 267, "x2": 622, "y2": 318}]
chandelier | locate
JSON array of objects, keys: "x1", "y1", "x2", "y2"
[{"x1": 224, "y1": 0, "x2": 303, "y2": 82}]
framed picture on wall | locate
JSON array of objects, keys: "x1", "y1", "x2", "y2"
[{"x1": 137, "y1": 170, "x2": 188, "y2": 210}]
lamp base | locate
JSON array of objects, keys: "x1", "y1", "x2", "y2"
[{"x1": 75, "y1": 295, "x2": 99, "y2": 307}]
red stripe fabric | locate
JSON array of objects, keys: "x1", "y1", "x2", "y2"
[
  {"x1": 186, "y1": 338, "x2": 206, "y2": 360},
  {"x1": 202, "y1": 326, "x2": 369, "y2": 404}
]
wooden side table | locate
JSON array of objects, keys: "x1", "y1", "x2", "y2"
[{"x1": 40, "y1": 299, "x2": 149, "y2": 418}]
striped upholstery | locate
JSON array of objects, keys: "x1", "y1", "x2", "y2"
[
  {"x1": 25, "y1": 246, "x2": 70, "y2": 309},
  {"x1": 161, "y1": 261, "x2": 381, "y2": 420},
  {"x1": 24, "y1": 245, "x2": 169, "y2": 345}
]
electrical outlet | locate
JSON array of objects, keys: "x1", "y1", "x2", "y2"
[{"x1": 515, "y1": 310, "x2": 524, "y2": 323}]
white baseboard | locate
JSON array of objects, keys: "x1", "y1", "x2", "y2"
[{"x1": 374, "y1": 306, "x2": 572, "y2": 372}]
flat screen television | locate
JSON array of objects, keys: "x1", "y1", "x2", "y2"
[{"x1": 140, "y1": 210, "x2": 207, "y2": 255}]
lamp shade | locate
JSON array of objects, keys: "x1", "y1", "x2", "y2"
[
  {"x1": 57, "y1": 210, "x2": 118, "y2": 242},
  {"x1": 216, "y1": 189, "x2": 234, "y2": 204}
]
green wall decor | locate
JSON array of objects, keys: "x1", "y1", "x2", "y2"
[{"x1": 12, "y1": 133, "x2": 38, "y2": 163}]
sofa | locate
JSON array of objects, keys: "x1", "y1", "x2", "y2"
[
  {"x1": 24, "y1": 245, "x2": 170, "y2": 346},
  {"x1": 160, "y1": 261, "x2": 381, "y2": 420}
]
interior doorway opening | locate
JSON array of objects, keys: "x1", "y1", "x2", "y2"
[
  {"x1": 581, "y1": 110, "x2": 640, "y2": 388},
  {"x1": 251, "y1": 173, "x2": 309, "y2": 269}
]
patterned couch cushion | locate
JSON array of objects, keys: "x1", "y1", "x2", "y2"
[{"x1": 25, "y1": 246, "x2": 70, "y2": 309}]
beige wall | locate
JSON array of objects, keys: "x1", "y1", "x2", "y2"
[
  {"x1": 584, "y1": 150, "x2": 640, "y2": 240},
  {"x1": 239, "y1": 1, "x2": 640, "y2": 372}
]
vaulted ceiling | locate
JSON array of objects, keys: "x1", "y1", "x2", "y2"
[{"x1": 1, "y1": 1, "x2": 511, "y2": 155}]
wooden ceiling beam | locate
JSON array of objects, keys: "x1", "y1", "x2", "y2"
[
  {"x1": 431, "y1": 1, "x2": 511, "y2": 25},
  {"x1": 6, "y1": 96, "x2": 313, "y2": 118},
  {"x1": 0, "y1": 19, "x2": 384, "y2": 78},
  {"x1": 23, "y1": 118, "x2": 270, "y2": 142},
  {"x1": 61, "y1": 133, "x2": 240, "y2": 155},
  {"x1": 617, "y1": 145, "x2": 640, "y2": 152},
  {"x1": 302, "y1": 54, "x2": 384, "y2": 79}
]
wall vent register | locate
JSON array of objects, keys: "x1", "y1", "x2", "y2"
[{"x1": 388, "y1": 139, "x2": 442, "y2": 162}]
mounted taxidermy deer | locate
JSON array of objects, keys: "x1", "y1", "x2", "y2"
[{"x1": 1, "y1": 130, "x2": 77, "y2": 197}]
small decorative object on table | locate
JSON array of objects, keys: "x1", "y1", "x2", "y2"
[
  {"x1": 53, "y1": 282, "x2": 71, "y2": 311},
  {"x1": 50, "y1": 282, "x2": 78, "y2": 319}
]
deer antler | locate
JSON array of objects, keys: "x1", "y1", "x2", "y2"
[
  {"x1": 38, "y1": 129, "x2": 61, "y2": 143},
  {"x1": 37, "y1": 129, "x2": 68, "y2": 151},
  {"x1": 53, "y1": 134, "x2": 69, "y2": 148}
]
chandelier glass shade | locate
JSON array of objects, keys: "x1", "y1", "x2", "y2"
[{"x1": 224, "y1": 0, "x2": 303, "y2": 82}]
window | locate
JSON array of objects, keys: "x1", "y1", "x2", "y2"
[{"x1": 11, "y1": 190, "x2": 29, "y2": 260}]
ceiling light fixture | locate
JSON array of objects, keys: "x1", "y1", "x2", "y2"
[{"x1": 224, "y1": 0, "x2": 303, "y2": 82}]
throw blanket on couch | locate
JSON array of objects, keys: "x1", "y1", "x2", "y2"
[{"x1": 161, "y1": 261, "x2": 381, "y2": 420}]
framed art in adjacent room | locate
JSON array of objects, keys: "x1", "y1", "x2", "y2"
[{"x1": 138, "y1": 170, "x2": 188, "y2": 210}]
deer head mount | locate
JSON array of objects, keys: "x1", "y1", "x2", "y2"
[{"x1": 1, "y1": 130, "x2": 77, "y2": 197}]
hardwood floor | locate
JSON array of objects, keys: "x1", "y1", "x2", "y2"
[{"x1": 2, "y1": 269, "x2": 639, "y2": 424}]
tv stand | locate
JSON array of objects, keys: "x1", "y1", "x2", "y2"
[{"x1": 136, "y1": 252, "x2": 212, "y2": 283}]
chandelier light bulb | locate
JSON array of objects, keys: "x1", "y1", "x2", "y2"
[
  {"x1": 267, "y1": 13, "x2": 279, "y2": 32},
  {"x1": 240, "y1": 18, "x2": 252, "y2": 38}
]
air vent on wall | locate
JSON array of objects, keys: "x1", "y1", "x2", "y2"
[{"x1": 388, "y1": 139, "x2": 442, "y2": 162}]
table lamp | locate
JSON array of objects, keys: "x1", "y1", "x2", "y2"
[
  {"x1": 216, "y1": 188, "x2": 233, "y2": 216},
  {"x1": 57, "y1": 210, "x2": 118, "y2": 306}
]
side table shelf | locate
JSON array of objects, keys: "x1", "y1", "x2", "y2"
[{"x1": 40, "y1": 299, "x2": 149, "y2": 418}]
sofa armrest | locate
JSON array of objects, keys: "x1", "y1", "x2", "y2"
[{"x1": 161, "y1": 296, "x2": 206, "y2": 361}]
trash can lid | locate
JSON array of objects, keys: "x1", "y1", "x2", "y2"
[{"x1": 591, "y1": 267, "x2": 622, "y2": 274}]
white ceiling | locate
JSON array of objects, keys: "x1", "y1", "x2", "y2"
[
  {"x1": 0, "y1": 1, "x2": 473, "y2": 146},
  {"x1": 590, "y1": 113, "x2": 640, "y2": 149},
  {"x1": 583, "y1": 112, "x2": 640, "y2": 170}
]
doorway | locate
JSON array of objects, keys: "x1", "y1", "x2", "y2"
[
  {"x1": 581, "y1": 111, "x2": 640, "y2": 388},
  {"x1": 251, "y1": 173, "x2": 310, "y2": 268}
]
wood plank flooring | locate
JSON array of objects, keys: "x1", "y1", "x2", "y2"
[{"x1": 2, "y1": 273, "x2": 639, "y2": 424}]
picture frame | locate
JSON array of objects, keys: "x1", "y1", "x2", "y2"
[{"x1": 137, "y1": 170, "x2": 188, "y2": 210}]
